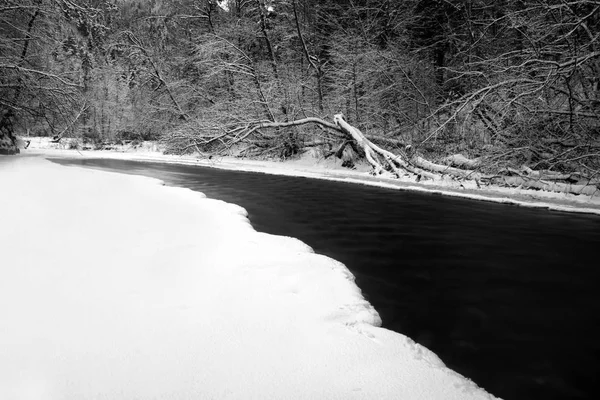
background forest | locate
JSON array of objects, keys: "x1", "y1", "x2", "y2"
[{"x1": 1, "y1": 0, "x2": 599, "y2": 191}]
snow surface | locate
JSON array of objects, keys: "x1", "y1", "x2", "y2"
[{"x1": 0, "y1": 156, "x2": 497, "y2": 400}]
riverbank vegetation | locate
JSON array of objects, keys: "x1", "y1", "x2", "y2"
[{"x1": 2, "y1": 1, "x2": 599, "y2": 195}]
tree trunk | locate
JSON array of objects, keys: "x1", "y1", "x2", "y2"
[{"x1": 0, "y1": 110, "x2": 18, "y2": 155}]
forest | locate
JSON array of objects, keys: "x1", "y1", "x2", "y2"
[{"x1": 1, "y1": 0, "x2": 599, "y2": 195}]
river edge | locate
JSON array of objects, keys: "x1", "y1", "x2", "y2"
[
  {"x1": 1, "y1": 155, "x2": 499, "y2": 400},
  {"x1": 22, "y1": 142, "x2": 600, "y2": 216}
]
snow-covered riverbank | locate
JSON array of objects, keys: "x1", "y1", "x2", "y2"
[
  {"x1": 0, "y1": 156, "x2": 496, "y2": 399},
  {"x1": 24, "y1": 137, "x2": 600, "y2": 216}
]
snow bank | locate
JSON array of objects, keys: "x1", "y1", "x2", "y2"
[
  {"x1": 0, "y1": 156, "x2": 497, "y2": 400},
  {"x1": 24, "y1": 136, "x2": 162, "y2": 154},
  {"x1": 23, "y1": 139, "x2": 600, "y2": 215}
]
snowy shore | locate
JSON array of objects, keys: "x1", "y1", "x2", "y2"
[
  {"x1": 0, "y1": 156, "x2": 496, "y2": 399},
  {"x1": 24, "y1": 136, "x2": 600, "y2": 216}
]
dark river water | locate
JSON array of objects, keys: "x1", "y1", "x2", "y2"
[{"x1": 52, "y1": 158, "x2": 600, "y2": 400}]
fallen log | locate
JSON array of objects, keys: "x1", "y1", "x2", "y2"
[
  {"x1": 498, "y1": 176, "x2": 599, "y2": 196},
  {"x1": 174, "y1": 113, "x2": 598, "y2": 197},
  {"x1": 412, "y1": 155, "x2": 483, "y2": 180},
  {"x1": 332, "y1": 114, "x2": 437, "y2": 179},
  {"x1": 442, "y1": 154, "x2": 481, "y2": 169}
]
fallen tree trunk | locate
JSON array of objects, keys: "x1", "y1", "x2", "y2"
[
  {"x1": 330, "y1": 115, "x2": 598, "y2": 195},
  {"x1": 411, "y1": 155, "x2": 484, "y2": 180},
  {"x1": 332, "y1": 114, "x2": 441, "y2": 179},
  {"x1": 442, "y1": 154, "x2": 481, "y2": 169},
  {"x1": 170, "y1": 113, "x2": 598, "y2": 197},
  {"x1": 498, "y1": 177, "x2": 599, "y2": 196}
]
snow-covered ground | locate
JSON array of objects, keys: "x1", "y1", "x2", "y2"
[
  {"x1": 24, "y1": 136, "x2": 600, "y2": 215},
  {"x1": 0, "y1": 156, "x2": 496, "y2": 400}
]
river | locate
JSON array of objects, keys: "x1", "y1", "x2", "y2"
[{"x1": 52, "y1": 157, "x2": 600, "y2": 400}]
